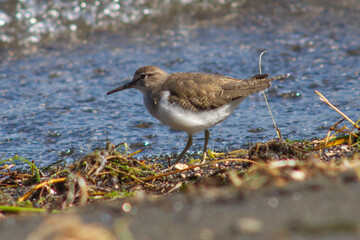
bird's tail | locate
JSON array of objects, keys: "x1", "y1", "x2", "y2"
[{"x1": 254, "y1": 73, "x2": 292, "y2": 82}]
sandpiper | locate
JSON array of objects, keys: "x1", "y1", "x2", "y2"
[{"x1": 107, "y1": 66, "x2": 289, "y2": 164}]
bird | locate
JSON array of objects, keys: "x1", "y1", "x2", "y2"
[{"x1": 107, "y1": 65, "x2": 289, "y2": 164}]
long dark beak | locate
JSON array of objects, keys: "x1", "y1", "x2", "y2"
[{"x1": 106, "y1": 81, "x2": 135, "y2": 95}]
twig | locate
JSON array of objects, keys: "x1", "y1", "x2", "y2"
[
  {"x1": 105, "y1": 165, "x2": 155, "y2": 187},
  {"x1": 315, "y1": 91, "x2": 359, "y2": 129},
  {"x1": 259, "y1": 51, "x2": 281, "y2": 139},
  {"x1": 129, "y1": 149, "x2": 143, "y2": 157},
  {"x1": 0, "y1": 205, "x2": 60, "y2": 213},
  {"x1": 18, "y1": 177, "x2": 67, "y2": 202}
]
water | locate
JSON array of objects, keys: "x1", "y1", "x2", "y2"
[{"x1": 1, "y1": 0, "x2": 359, "y2": 168}]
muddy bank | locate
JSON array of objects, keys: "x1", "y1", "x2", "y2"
[{"x1": 1, "y1": 174, "x2": 359, "y2": 240}]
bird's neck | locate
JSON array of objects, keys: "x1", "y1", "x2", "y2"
[{"x1": 143, "y1": 90, "x2": 162, "y2": 114}]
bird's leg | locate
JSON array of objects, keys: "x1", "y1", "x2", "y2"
[
  {"x1": 174, "y1": 134, "x2": 193, "y2": 164},
  {"x1": 200, "y1": 129, "x2": 210, "y2": 164}
]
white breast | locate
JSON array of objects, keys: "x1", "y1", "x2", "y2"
[{"x1": 144, "y1": 91, "x2": 244, "y2": 134}]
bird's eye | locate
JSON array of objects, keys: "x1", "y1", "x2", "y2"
[{"x1": 139, "y1": 73, "x2": 147, "y2": 80}]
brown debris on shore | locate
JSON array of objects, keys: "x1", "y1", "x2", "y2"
[{"x1": 0, "y1": 133, "x2": 359, "y2": 216}]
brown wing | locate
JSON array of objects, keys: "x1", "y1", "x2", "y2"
[
  {"x1": 163, "y1": 72, "x2": 286, "y2": 111},
  {"x1": 218, "y1": 74, "x2": 271, "y2": 103}
]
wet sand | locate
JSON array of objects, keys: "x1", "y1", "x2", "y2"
[{"x1": 1, "y1": 175, "x2": 359, "y2": 240}]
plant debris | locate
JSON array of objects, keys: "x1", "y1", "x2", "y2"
[{"x1": 0, "y1": 133, "x2": 359, "y2": 216}]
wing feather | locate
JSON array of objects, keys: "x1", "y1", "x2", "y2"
[{"x1": 162, "y1": 72, "x2": 287, "y2": 111}]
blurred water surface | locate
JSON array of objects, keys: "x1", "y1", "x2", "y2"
[{"x1": 0, "y1": 0, "x2": 359, "y2": 168}]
